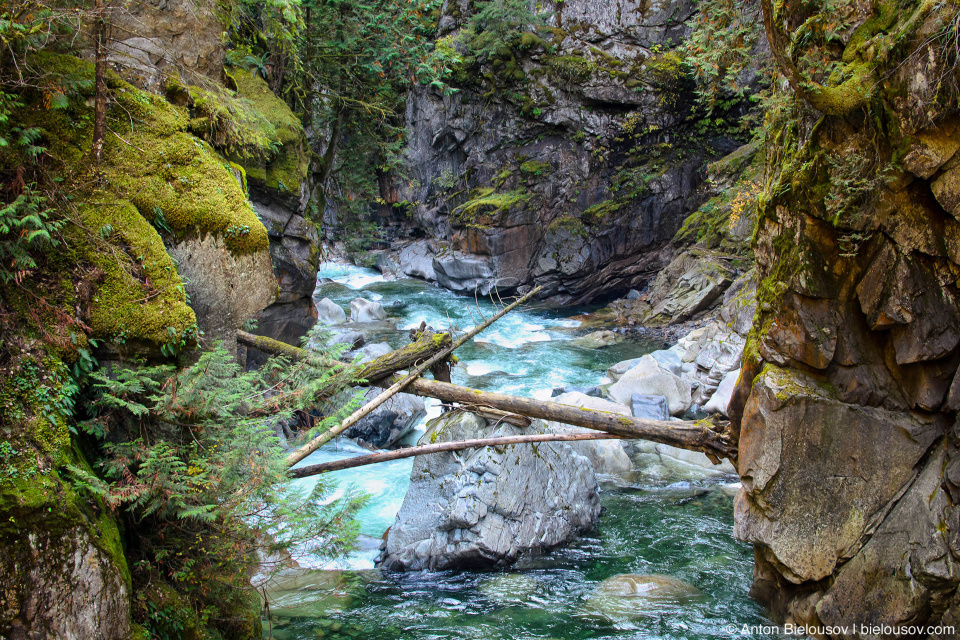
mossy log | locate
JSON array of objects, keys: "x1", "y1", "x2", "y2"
[{"x1": 236, "y1": 329, "x2": 452, "y2": 383}]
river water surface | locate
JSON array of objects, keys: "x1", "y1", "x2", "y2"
[{"x1": 266, "y1": 263, "x2": 778, "y2": 640}]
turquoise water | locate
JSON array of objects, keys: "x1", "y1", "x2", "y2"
[{"x1": 270, "y1": 264, "x2": 777, "y2": 639}]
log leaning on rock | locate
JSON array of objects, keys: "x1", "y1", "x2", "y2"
[{"x1": 239, "y1": 328, "x2": 737, "y2": 466}]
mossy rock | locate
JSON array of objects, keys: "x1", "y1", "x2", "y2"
[{"x1": 230, "y1": 68, "x2": 310, "y2": 194}]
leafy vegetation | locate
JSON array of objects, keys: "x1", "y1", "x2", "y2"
[{"x1": 67, "y1": 340, "x2": 367, "y2": 637}]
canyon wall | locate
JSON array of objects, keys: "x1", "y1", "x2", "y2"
[
  {"x1": 376, "y1": 0, "x2": 752, "y2": 305},
  {"x1": 731, "y1": 0, "x2": 960, "y2": 630}
]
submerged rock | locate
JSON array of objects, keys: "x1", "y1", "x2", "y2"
[
  {"x1": 584, "y1": 574, "x2": 701, "y2": 620},
  {"x1": 378, "y1": 412, "x2": 600, "y2": 571}
]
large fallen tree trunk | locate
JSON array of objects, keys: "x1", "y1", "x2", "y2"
[
  {"x1": 375, "y1": 376, "x2": 734, "y2": 461},
  {"x1": 240, "y1": 320, "x2": 736, "y2": 466},
  {"x1": 289, "y1": 432, "x2": 625, "y2": 478},
  {"x1": 237, "y1": 329, "x2": 452, "y2": 383}
]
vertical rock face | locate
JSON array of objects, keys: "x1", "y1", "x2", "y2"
[
  {"x1": 1, "y1": 525, "x2": 131, "y2": 640},
  {"x1": 377, "y1": 0, "x2": 749, "y2": 304},
  {"x1": 731, "y1": 0, "x2": 960, "y2": 629},
  {"x1": 106, "y1": 0, "x2": 226, "y2": 87}
]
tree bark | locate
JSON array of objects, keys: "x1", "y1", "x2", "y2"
[
  {"x1": 373, "y1": 376, "x2": 735, "y2": 461},
  {"x1": 91, "y1": 0, "x2": 108, "y2": 164},
  {"x1": 236, "y1": 329, "x2": 452, "y2": 383},
  {"x1": 289, "y1": 432, "x2": 625, "y2": 478}
]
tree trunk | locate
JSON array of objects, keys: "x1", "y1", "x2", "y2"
[
  {"x1": 289, "y1": 432, "x2": 625, "y2": 478},
  {"x1": 236, "y1": 329, "x2": 452, "y2": 383},
  {"x1": 374, "y1": 376, "x2": 735, "y2": 461},
  {"x1": 91, "y1": 0, "x2": 108, "y2": 164}
]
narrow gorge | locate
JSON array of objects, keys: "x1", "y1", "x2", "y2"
[{"x1": 1, "y1": 0, "x2": 959, "y2": 638}]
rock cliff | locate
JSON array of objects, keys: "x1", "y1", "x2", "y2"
[
  {"x1": 730, "y1": 0, "x2": 960, "y2": 630},
  {"x1": 372, "y1": 0, "x2": 751, "y2": 304}
]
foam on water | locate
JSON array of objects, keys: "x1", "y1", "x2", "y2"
[{"x1": 270, "y1": 262, "x2": 771, "y2": 638}]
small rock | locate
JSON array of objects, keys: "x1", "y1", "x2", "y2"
[
  {"x1": 625, "y1": 289, "x2": 642, "y2": 300},
  {"x1": 631, "y1": 394, "x2": 669, "y2": 421},
  {"x1": 572, "y1": 330, "x2": 624, "y2": 349}
]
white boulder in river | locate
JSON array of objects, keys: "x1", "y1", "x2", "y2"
[
  {"x1": 350, "y1": 298, "x2": 387, "y2": 322},
  {"x1": 316, "y1": 297, "x2": 346, "y2": 325},
  {"x1": 547, "y1": 392, "x2": 633, "y2": 476},
  {"x1": 378, "y1": 411, "x2": 600, "y2": 571},
  {"x1": 608, "y1": 354, "x2": 692, "y2": 416}
]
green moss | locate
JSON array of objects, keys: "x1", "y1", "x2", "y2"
[
  {"x1": 230, "y1": 68, "x2": 310, "y2": 193},
  {"x1": 453, "y1": 187, "x2": 530, "y2": 226},
  {"x1": 22, "y1": 54, "x2": 269, "y2": 257},
  {"x1": 547, "y1": 214, "x2": 587, "y2": 237},
  {"x1": 520, "y1": 160, "x2": 551, "y2": 176},
  {"x1": 77, "y1": 199, "x2": 196, "y2": 346}
]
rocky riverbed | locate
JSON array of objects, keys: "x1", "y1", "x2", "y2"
[{"x1": 255, "y1": 262, "x2": 773, "y2": 640}]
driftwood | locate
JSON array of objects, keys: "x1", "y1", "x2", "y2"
[
  {"x1": 374, "y1": 376, "x2": 735, "y2": 462},
  {"x1": 289, "y1": 432, "x2": 625, "y2": 478},
  {"x1": 284, "y1": 287, "x2": 542, "y2": 467}
]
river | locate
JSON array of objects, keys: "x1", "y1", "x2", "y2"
[{"x1": 264, "y1": 263, "x2": 779, "y2": 640}]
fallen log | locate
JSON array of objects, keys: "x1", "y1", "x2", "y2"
[
  {"x1": 289, "y1": 432, "x2": 625, "y2": 478},
  {"x1": 240, "y1": 318, "x2": 736, "y2": 464},
  {"x1": 237, "y1": 329, "x2": 452, "y2": 383},
  {"x1": 374, "y1": 376, "x2": 734, "y2": 461},
  {"x1": 284, "y1": 287, "x2": 542, "y2": 467}
]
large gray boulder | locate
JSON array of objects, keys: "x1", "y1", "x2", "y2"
[
  {"x1": 608, "y1": 355, "x2": 693, "y2": 416},
  {"x1": 547, "y1": 392, "x2": 633, "y2": 475},
  {"x1": 378, "y1": 412, "x2": 600, "y2": 571},
  {"x1": 397, "y1": 240, "x2": 437, "y2": 281}
]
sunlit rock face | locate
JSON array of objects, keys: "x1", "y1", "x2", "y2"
[{"x1": 729, "y1": 0, "x2": 960, "y2": 629}]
